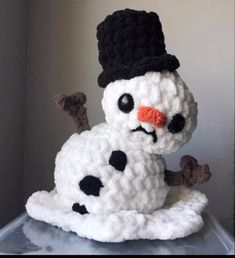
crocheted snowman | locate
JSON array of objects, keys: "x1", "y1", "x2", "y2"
[{"x1": 26, "y1": 9, "x2": 211, "y2": 242}]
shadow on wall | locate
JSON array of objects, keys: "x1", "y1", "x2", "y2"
[{"x1": 0, "y1": 0, "x2": 27, "y2": 228}]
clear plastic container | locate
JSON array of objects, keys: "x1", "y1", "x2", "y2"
[{"x1": 0, "y1": 211, "x2": 234, "y2": 255}]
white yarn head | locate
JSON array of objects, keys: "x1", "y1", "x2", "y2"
[{"x1": 102, "y1": 71, "x2": 198, "y2": 154}]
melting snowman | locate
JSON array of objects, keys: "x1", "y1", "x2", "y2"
[{"x1": 26, "y1": 9, "x2": 211, "y2": 242}]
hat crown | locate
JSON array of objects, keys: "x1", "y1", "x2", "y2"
[
  {"x1": 96, "y1": 9, "x2": 180, "y2": 88},
  {"x1": 97, "y1": 9, "x2": 167, "y2": 70}
]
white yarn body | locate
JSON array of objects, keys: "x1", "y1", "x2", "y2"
[
  {"x1": 25, "y1": 71, "x2": 208, "y2": 242},
  {"x1": 55, "y1": 123, "x2": 169, "y2": 214},
  {"x1": 51, "y1": 71, "x2": 197, "y2": 214},
  {"x1": 102, "y1": 71, "x2": 198, "y2": 154}
]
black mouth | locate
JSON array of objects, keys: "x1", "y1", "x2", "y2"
[{"x1": 131, "y1": 126, "x2": 157, "y2": 143}]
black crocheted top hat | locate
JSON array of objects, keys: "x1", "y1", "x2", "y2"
[{"x1": 96, "y1": 9, "x2": 180, "y2": 88}]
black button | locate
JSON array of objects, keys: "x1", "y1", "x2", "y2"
[
  {"x1": 109, "y1": 150, "x2": 127, "y2": 172},
  {"x1": 79, "y1": 175, "x2": 103, "y2": 196},
  {"x1": 72, "y1": 203, "x2": 88, "y2": 215}
]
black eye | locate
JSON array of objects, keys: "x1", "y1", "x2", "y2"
[
  {"x1": 118, "y1": 94, "x2": 134, "y2": 113},
  {"x1": 168, "y1": 114, "x2": 185, "y2": 134}
]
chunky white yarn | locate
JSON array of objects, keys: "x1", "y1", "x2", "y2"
[
  {"x1": 26, "y1": 71, "x2": 207, "y2": 242},
  {"x1": 102, "y1": 71, "x2": 197, "y2": 154},
  {"x1": 26, "y1": 186, "x2": 208, "y2": 242},
  {"x1": 55, "y1": 123, "x2": 169, "y2": 213}
]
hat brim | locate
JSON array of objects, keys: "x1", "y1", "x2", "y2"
[{"x1": 98, "y1": 53, "x2": 180, "y2": 88}]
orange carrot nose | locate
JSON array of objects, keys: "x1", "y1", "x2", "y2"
[{"x1": 138, "y1": 106, "x2": 167, "y2": 128}]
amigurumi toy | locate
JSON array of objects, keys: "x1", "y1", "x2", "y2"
[{"x1": 26, "y1": 9, "x2": 211, "y2": 242}]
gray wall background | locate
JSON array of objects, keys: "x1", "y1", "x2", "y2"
[
  {"x1": 0, "y1": 0, "x2": 234, "y2": 234},
  {"x1": 0, "y1": 0, "x2": 27, "y2": 228}
]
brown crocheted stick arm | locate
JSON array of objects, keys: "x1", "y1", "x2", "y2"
[
  {"x1": 53, "y1": 92, "x2": 90, "y2": 134},
  {"x1": 165, "y1": 155, "x2": 212, "y2": 187}
]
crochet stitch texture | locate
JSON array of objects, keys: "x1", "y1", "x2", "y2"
[{"x1": 97, "y1": 9, "x2": 180, "y2": 88}]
